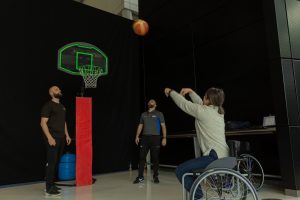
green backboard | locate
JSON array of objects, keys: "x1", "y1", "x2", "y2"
[{"x1": 58, "y1": 42, "x2": 108, "y2": 76}]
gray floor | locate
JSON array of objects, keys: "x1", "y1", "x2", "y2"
[{"x1": 0, "y1": 169, "x2": 299, "y2": 200}]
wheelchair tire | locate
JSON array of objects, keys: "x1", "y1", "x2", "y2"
[
  {"x1": 238, "y1": 154, "x2": 264, "y2": 191},
  {"x1": 189, "y1": 168, "x2": 258, "y2": 200}
]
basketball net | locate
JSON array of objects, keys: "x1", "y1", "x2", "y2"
[{"x1": 79, "y1": 65, "x2": 102, "y2": 88}]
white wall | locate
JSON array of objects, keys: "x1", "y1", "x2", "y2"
[
  {"x1": 124, "y1": 0, "x2": 138, "y2": 13},
  {"x1": 81, "y1": 0, "x2": 139, "y2": 16},
  {"x1": 83, "y1": 0, "x2": 124, "y2": 15}
]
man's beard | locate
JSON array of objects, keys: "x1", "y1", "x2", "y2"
[
  {"x1": 148, "y1": 104, "x2": 155, "y2": 109},
  {"x1": 53, "y1": 93, "x2": 62, "y2": 98}
]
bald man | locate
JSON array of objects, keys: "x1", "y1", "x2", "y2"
[
  {"x1": 40, "y1": 86, "x2": 71, "y2": 196},
  {"x1": 133, "y1": 99, "x2": 167, "y2": 184}
]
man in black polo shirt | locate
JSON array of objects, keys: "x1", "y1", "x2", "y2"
[
  {"x1": 133, "y1": 99, "x2": 167, "y2": 184},
  {"x1": 40, "y1": 86, "x2": 71, "y2": 196}
]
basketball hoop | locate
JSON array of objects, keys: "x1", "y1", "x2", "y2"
[{"x1": 78, "y1": 65, "x2": 103, "y2": 88}]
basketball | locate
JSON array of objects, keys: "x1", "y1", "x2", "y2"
[{"x1": 132, "y1": 19, "x2": 149, "y2": 36}]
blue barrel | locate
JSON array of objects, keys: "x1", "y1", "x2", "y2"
[{"x1": 58, "y1": 153, "x2": 76, "y2": 181}]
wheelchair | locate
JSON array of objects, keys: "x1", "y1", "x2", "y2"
[{"x1": 182, "y1": 140, "x2": 264, "y2": 200}]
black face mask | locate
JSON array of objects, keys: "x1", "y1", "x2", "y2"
[{"x1": 53, "y1": 93, "x2": 62, "y2": 98}]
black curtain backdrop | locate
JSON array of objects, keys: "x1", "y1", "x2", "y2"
[
  {"x1": 139, "y1": 0, "x2": 274, "y2": 132},
  {"x1": 0, "y1": 0, "x2": 141, "y2": 185}
]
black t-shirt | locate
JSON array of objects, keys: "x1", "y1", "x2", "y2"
[{"x1": 41, "y1": 100, "x2": 66, "y2": 138}]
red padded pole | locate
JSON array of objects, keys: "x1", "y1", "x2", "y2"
[{"x1": 76, "y1": 97, "x2": 92, "y2": 186}]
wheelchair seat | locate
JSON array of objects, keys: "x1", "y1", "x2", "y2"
[{"x1": 205, "y1": 157, "x2": 237, "y2": 170}]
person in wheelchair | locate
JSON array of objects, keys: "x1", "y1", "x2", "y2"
[{"x1": 164, "y1": 87, "x2": 229, "y2": 199}]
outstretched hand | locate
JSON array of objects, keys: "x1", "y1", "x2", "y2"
[{"x1": 180, "y1": 88, "x2": 193, "y2": 96}]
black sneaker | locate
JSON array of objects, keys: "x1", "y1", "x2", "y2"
[
  {"x1": 45, "y1": 187, "x2": 61, "y2": 197},
  {"x1": 44, "y1": 185, "x2": 62, "y2": 192},
  {"x1": 153, "y1": 176, "x2": 159, "y2": 183},
  {"x1": 133, "y1": 177, "x2": 144, "y2": 184},
  {"x1": 53, "y1": 185, "x2": 62, "y2": 191}
]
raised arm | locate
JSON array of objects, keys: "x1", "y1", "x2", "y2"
[
  {"x1": 165, "y1": 88, "x2": 204, "y2": 119},
  {"x1": 180, "y1": 88, "x2": 203, "y2": 104},
  {"x1": 189, "y1": 91, "x2": 203, "y2": 104}
]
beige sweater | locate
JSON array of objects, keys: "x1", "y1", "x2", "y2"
[{"x1": 170, "y1": 90, "x2": 229, "y2": 158}]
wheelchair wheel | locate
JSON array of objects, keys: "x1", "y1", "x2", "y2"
[
  {"x1": 189, "y1": 168, "x2": 258, "y2": 200},
  {"x1": 238, "y1": 154, "x2": 264, "y2": 191}
]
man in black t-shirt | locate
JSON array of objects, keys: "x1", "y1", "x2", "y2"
[{"x1": 40, "y1": 86, "x2": 71, "y2": 196}]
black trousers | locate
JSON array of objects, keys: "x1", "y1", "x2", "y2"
[
  {"x1": 45, "y1": 137, "x2": 65, "y2": 190},
  {"x1": 138, "y1": 135, "x2": 161, "y2": 178}
]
